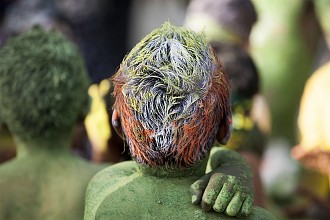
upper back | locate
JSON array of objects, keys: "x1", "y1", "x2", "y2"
[
  {"x1": 86, "y1": 161, "x2": 220, "y2": 219},
  {"x1": 0, "y1": 154, "x2": 106, "y2": 220},
  {"x1": 85, "y1": 161, "x2": 274, "y2": 220}
]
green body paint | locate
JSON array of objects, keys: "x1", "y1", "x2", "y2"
[
  {"x1": 0, "y1": 27, "x2": 107, "y2": 220},
  {"x1": 85, "y1": 23, "x2": 276, "y2": 220}
]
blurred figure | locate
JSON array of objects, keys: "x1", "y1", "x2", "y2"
[
  {"x1": 250, "y1": 2, "x2": 330, "y2": 216},
  {"x1": 0, "y1": 27, "x2": 106, "y2": 220},
  {"x1": 52, "y1": 0, "x2": 132, "y2": 163},
  {"x1": 0, "y1": 0, "x2": 132, "y2": 164},
  {"x1": 250, "y1": 0, "x2": 330, "y2": 145},
  {"x1": 83, "y1": 78, "x2": 132, "y2": 163},
  {"x1": 84, "y1": 79, "x2": 112, "y2": 162},
  {"x1": 184, "y1": 0, "x2": 257, "y2": 50},
  {"x1": 289, "y1": 62, "x2": 330, "y2": 219},
  {"x1": 51, "y1": 0, "x2": 131, "y2": 83},
  {"x1": 1, "y1": 0, "x2": 130, "y2": 82},
  {"x1": 127, "y1": 0, "x2": 186, "y2": 48}
]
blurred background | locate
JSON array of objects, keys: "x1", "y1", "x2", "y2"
[{"x1": 1, "y1": 0, "x2": 330, "y2": 219}]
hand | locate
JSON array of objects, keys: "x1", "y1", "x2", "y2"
[{"x1": 190, "y1": 171, "x2": 254, "y2": 217}]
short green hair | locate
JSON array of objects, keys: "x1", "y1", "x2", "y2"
[{"x1": 0, "y1": 27, "x2": 90, "y2": 140}]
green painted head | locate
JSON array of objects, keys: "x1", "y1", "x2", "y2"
[{"x1": 0, "y1": 27, "x2": 90, "y2": 141}]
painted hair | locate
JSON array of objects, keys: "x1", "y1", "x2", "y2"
[
  {"x1": 0, "y1": 27, "x2": 90, "y2": 141},
  {"x1": 112, "y1": 23, "x2": 230, "y2": 167}
]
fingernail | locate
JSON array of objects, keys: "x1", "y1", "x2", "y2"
[{"x1": 192, "y1": 195, "x2": 197, "y2": 204}]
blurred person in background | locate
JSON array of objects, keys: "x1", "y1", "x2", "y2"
[
  {"x1": 0, "y1": 0, "x2": 132, "y2": 164},
  {"x1": 250, "y1": 0, "x2": 330, "y2": 146},
  {"x1": 184, "y1": 0, "x2": 257, "y2": 51},
  {"x1": 289, "y1": 62, "x2": 330, "y2": 219},
  {"x1": 250, "y1": 1, "x2": 330, "y2": 217},
  {"x1": 0, "y1": 27, "x2": 107, "y2": 220}
]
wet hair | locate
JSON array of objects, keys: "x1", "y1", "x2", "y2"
[
  {"x1": 112, "y1": 23, "x2": 230, "y2": 168},
  {"x1": 213, "y1": 43, "x2": 259, "y2": 100},
  {"x1": 0, "y1": 27, "x2": 90, "y2": 141},
  {"x1": 185, "y1": 0, "x2": 257, "y2": 44}
]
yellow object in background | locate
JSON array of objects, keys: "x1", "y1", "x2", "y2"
[
  {"x1": 85, "y1": 79, "x2": 112, "y2": 155},
  {"x1": 298, "y1": 62, "x2": 330, "y2": 152}
]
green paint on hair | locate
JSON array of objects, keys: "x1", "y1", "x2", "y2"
[{"x1": 0, "y1": 26, "x2": 90, "y2": 141}]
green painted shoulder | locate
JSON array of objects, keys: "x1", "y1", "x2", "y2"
[{"x1": 84, "y1": 161, "x2": 138, "y2": 220}]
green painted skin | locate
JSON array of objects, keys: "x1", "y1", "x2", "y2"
[
  {"x1": 85, "y1": 23, "x2": 276, "y2": 219},
  {"x1": 85, "y1": 147, "x2": 276, "y2": 220},
  {"x1": 0, "y1": 28, "x2": 108, "y2": 220},
  {"x1": 0, "y1": 143, "x2": 107, "y2": 220}
]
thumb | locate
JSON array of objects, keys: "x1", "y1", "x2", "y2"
[{"x1": 190, "y1": 172, "x2": 212, "y2": 205}]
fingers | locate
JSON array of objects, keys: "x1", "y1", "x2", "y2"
[
  {"x1": 239, "y1": 195, "x2": 254, "y2": 217},
  {"x1": 190, "y1": 173, "x2": 211, "y2": 205},
  {"x1": 225, "y1": 192, "x2": 244, "y2": 216},
  {"x1": 192, "y1": 172, "x2": 254, "y2": 217},
  {"x1": 212, "y1": 178, "x2": 235, "y2": 213},
  {"x1": 201, "y1": 173, "x2": 226, "y2": 211}
]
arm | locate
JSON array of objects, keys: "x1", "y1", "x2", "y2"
[{"x1": 190, "y1": 146, "x2": 254, "y2": 217}]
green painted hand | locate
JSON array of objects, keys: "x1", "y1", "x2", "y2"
[
  {"x1": 190, "y1": 147, "x2": 255, "y2": 217},
  {"x1": 190, "y1": 171, "x2": 253, "y2": 217}
]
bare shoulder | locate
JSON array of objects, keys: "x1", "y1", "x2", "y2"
[
  {"x1": 88, "y1": 161, "x2": 138, "y2": 183},
  {"x1": 84, "y1": 161, "x2": 139, "y2": 220}
]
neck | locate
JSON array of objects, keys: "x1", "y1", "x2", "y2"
[
  {"x1": 14, "y1": 135, "x2": 72, "y2": 158},
  {"x1": 138, "y1": 157, "x2": 208, "y2": 178}
]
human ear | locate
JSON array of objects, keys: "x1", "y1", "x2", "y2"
[
  {"x1": 112, "y1": 109, "x2": 124, "y2": 139},
  {"x1": 217, "y1": 115, "x2": 232, "y2": 145}
]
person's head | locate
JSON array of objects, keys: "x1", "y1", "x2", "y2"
[
  {"x1": 0, "y1": 26, "x2": 90, "y2": 143},
  {"x1": 112, "y1": 22, "x2": 231, "y2": 168},
  {"x1": 184, "y1": 0, "x2": 257, "y2": 48}
]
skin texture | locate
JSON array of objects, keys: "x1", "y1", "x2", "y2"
[
  {"x1": 85, "y1": 159, "x2": 275, "y2": 220},
  {"x1": 191, "y1": 147, "x2": 255, "y2": 216},
  {"x1": 0, "y1": 27, "x2": 107, "y2": 220},
  {"x1": 85, "y1": 23, "x2": 276, "y2": 219}
]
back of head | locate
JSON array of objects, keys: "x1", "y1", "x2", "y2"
[
  {"x1": 112, "y1": 22, "x2": 230, "y2": 168},
  {"x1": 184, "y1": 0, "x2": 257, "y2": 45},
  {"x1": 0, "y1": 27, "x2": 90, "y2": 141}
]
